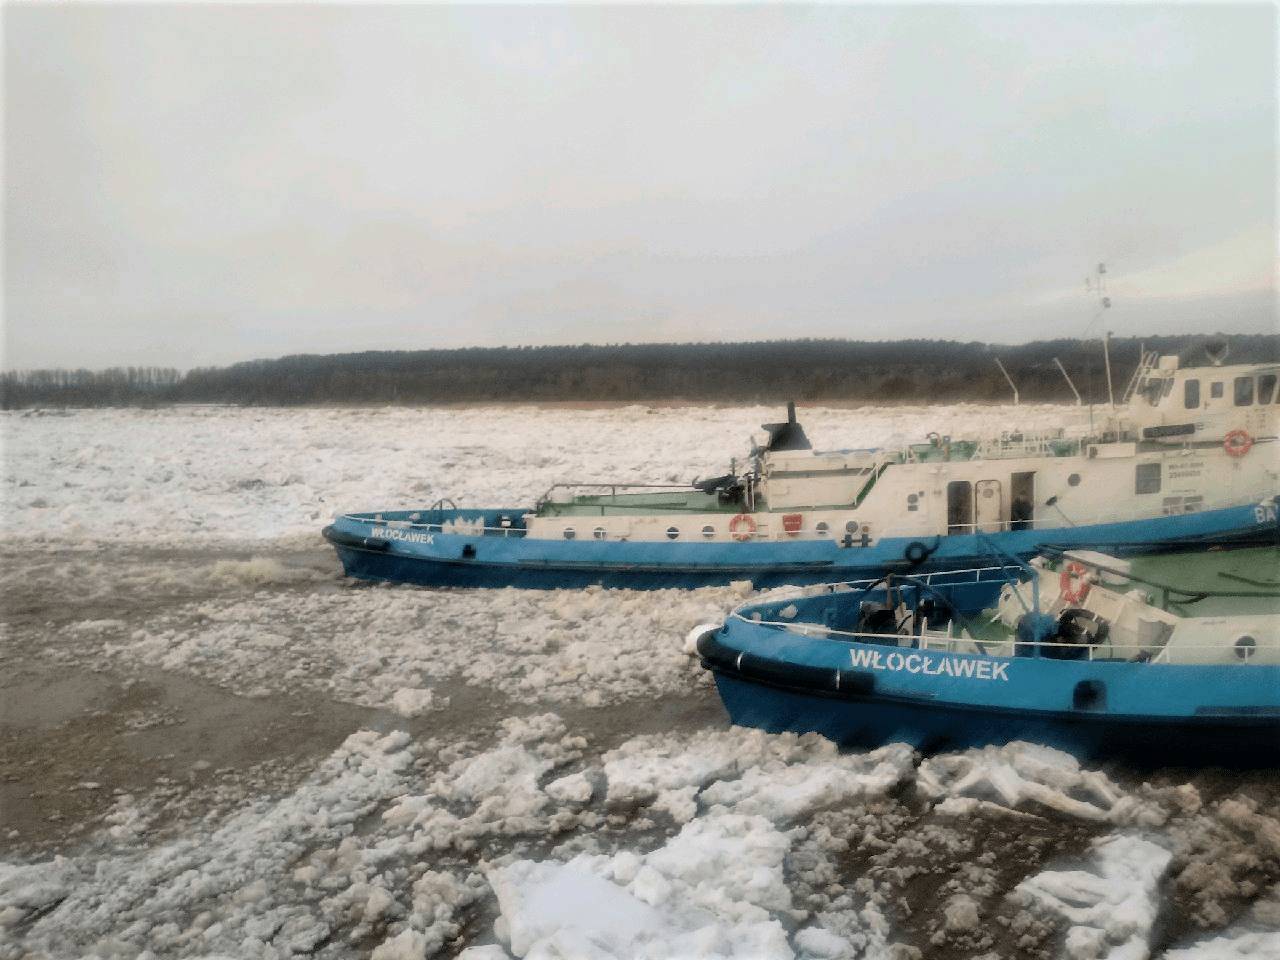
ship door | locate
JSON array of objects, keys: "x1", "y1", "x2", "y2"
[
  {"x1": 975, "y1": 480, "x2": 1003, "y2": 533},
  {"x1": 1010, "y1": 472, "x2": 1035, "y2": 530},
  {"x1": 946, "y1": 481, "x2": 973, "y2": 534}
]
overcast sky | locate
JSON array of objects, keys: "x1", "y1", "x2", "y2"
[{"x1": 4, "y1": 2, "x2": 1277, "y2": 372}]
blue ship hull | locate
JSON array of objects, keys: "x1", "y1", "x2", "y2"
[
  {"x1": 324, "y1": 498, "x2": 1279, "y2": 590},
  {"x1": 704, "y1": 669, "x2": 1280, "y2": 765},
  {"x1": 697, "y1": 581, "x2": 1280, "y2": 765}
]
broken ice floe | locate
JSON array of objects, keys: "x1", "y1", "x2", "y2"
[
  {"x1": 918, "y1": 741, "x2": 1165, "y2": 824},
  {"x1": 1013, "y1": 834, "x2": 1172, "y2": 960}
]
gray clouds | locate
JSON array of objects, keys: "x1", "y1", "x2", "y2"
[{"x1": 4, "y1": 3, "x2": 1275, "y2": 371}]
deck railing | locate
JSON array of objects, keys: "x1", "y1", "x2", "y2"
[
  {"x1": 360, "y1": 513, "x2": 528, "y2": 538},
  {"x1": 743, "y1": 614, "x2": 1269, "y2": 665},
  {"x1": 538, "y1": 481, "x2": 709, "y2": 501},
  {"x1": 342, "y1": 484, "x2": 1273, "y2": 545},
  {"x1": 971, "y1": 433, "x2": 1080, "y2": 460}
]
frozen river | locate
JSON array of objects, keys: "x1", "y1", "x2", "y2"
[{"x1": 1, "y1": 403, "x2": 1278, "y2": 960}]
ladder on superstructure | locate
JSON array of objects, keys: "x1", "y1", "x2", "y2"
[{"x1": 1121, "y1": 350, "x2": 1160, "y2": 405}]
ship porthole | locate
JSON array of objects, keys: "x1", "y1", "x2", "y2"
[
  {"x1": 701, "y1": 524, "x2": 716, "y2": 539},
  {"x1": 593, "y1": 526, "x2": 607, "y2": 541},
  {"x1": 563, "y1": 527, "x2": 576, "y2": 540},
  {"x1": 666, "y1": 526, "x2": 681, "y2": 541},
  {"x1": 1068, "y1": 473, "x2": 1081, "y2": 487},
  {"x1": 1235, "y1": 635, "x2": 1257, "y2": 660},
  {"x1": 814, "y1": 521, "x2": 829, "y2": 536},
  {"x1": 845, "y1": 520, "x2": 858, "y2": 533}
]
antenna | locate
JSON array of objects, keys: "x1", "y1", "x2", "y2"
[
  {"x1": 1095, "y1": 262, "x2": 1110, "y2": 310},
  {"x1": 1103, "y1": 331, "x2": 1115, "y2": 408},
  {"x1": 1090, "y1": 263, "x2": 1115, "y2": 407}
]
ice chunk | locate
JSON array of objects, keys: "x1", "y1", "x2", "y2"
[
  {"x1": 488, "y1": 860, "x2": 659, "y2": 957},
  {"x1": 390, "y1": 686, "x2": 439, "y2": 717},
  {"x1": 1014, "y1": 834, "x2": 1172, "y2": 960}
]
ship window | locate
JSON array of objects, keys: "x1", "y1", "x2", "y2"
[
  {"x1": 1210, "y1": 381, "x2": 1224, "y2": 399},
  {"x1": 845, "y1": 520, "x2": 859, "y2": 533},
  {"x1": 701, "y1": 524, "x2": 716, "y2": 539},
  {"x1": 593, "y1": 527, "x2": 607, "y2": 541},
  {"x1": 1260, "y1": 374, "x2": 1277, "y2": 404},
  {"x1": 563, "y1": 527, "x2": 576, "y2": 540},
  {"x1": 814, "y1": 521, "x2": 830, "y2": 536},
  {"x1": 1135, "y1": 463, "x2": 1161, "y2": 495},
  {"x1": 1184, "y1": 379, "x2": 1200, "y2": 409},
  {"x1": 666, "y1": 526, "x2": 681, "y2": 540},
  {"x1": 1234, "y1": 377, "x2": 1254, "y2": 406},
  {"x1": 907, "y1": 493, "x2": 919, "y2": 512}
]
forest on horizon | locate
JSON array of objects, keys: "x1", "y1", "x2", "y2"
[{"x1": 3, "y1": 334, "x2": 1277, "y2": 410}]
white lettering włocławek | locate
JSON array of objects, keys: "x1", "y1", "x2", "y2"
[
  {"x1": 849, "y1": 647, "x2": 1010, "y2": 681},
  {"x1": 371, "y1": 528, "x2": 436, "y2": 545}
]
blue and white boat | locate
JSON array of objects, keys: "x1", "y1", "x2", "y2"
[
  {"x1": 696, "y1": 547, "x2": 1280, "y2": 764},
  {"x1": 324, "y1": 349, "x2": 1280, "y2": 590}
]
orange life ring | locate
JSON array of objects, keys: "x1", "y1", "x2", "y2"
[
  {"x1": 728, "y1": 513, "x2": 756, "y2": 542},
  {"x1": 1060, "y1": 561, "x2": 1091, "y2": 604},
  {"x1": 1224, "y1": 429, "x2": 1252, "y2": 457}
]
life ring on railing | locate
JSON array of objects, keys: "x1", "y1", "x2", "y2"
[
  {"x1": 1224, "y1": 429, "x2": 1253, "y2": 457},
  {"x1": 729, "y1": 513, "x2": 757, "y2": 542},
  {"x1": 1059, "y1": 561, "x2": 1091, "y2": 604}
]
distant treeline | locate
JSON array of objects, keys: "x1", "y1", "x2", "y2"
[{"x1": 3, "y1": 336, "x2": 1278, "y2": 409}]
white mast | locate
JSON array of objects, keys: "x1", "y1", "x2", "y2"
[{"x1": 1089, "y1": 263, "x2": 1114, "y2": 407}]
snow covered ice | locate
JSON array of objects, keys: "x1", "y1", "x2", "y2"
[{"x1": 2, "y1": 403, "x2": 1279, "y2": 960}]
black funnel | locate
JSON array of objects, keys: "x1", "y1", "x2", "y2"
[{"x1": 761, "y1": 401, "x2": 812, "y2": 451}]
